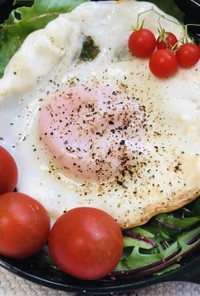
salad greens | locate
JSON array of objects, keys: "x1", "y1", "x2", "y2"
[
  {"x1": 1, "y1": 0, "x2": 199, "y2": 280},
  {"x1": 113, "y1": 198, "x2": 200, "y2": 278},
  {"x1": 0, "y1": 0, "x2": 185, "y2": 78}
]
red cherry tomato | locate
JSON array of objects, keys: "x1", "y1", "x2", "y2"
[
  {"x1": 149, "y1": 49, "x2": 178, "y2": 78},
  {"x1": 0, "y1": 192, "x2": 50, "y2": 258},
  {"x1": 0, "y1": 146, "x2": 18, "y2": 194},
  {"x1": 157, "y1": 32, "x2": 178, "y2": 50},
  {"x1": 176, "y1": 43, "x2": 200, "y2": 68},
  {"x1": 48, "y1": 207, "x2": 124, "y2": 280},
  {"x1": 128, "y1": 28, "x2": 156, "y2": 58}
]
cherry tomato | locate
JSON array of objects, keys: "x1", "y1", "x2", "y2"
[
  {"x1": 176, "y1": 43, "x2": 200, "y2": 68},
  {"x1": 128, "y1": 28, "x2": 156, "y2": 58},
  {"x1": 157, "y1": 32, "x2": 178, "y2": 50},
  {"x1": 149, "y1": 49, "x2": 178, "y2": 78},
  {"x1": 0, "y1": 146, "x2": 18, "y2": 194},
  {"x1": 48, "y1": 207, "x2": 124, "y2": 280},
  {"x1": 0, "y1": 192, "x2": 50, "y2": 258}
]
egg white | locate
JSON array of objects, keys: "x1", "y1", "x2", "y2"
[{"x1": 0, "y1": 0, "x2": 200, "y2": 229}]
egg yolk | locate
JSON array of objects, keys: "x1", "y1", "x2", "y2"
[{"x1": 39, "y1": 83, "x2": 148, "y2": 181}]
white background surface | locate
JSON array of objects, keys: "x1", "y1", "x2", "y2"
[{"x1": 1, "y1": 266, "x2": 200, "y2": 296}]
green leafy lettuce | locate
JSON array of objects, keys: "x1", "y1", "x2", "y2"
[{"x1": 113, "y1": 198, "x2": 200, "y2": 278}]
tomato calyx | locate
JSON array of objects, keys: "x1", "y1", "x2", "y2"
[{"x1": 156, "y1": 28, "x2": 178, "y2": 51}]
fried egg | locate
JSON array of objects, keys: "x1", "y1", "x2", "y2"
[{"x1": 0, "y1": 0, "x2": 200, "y2": 229}]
